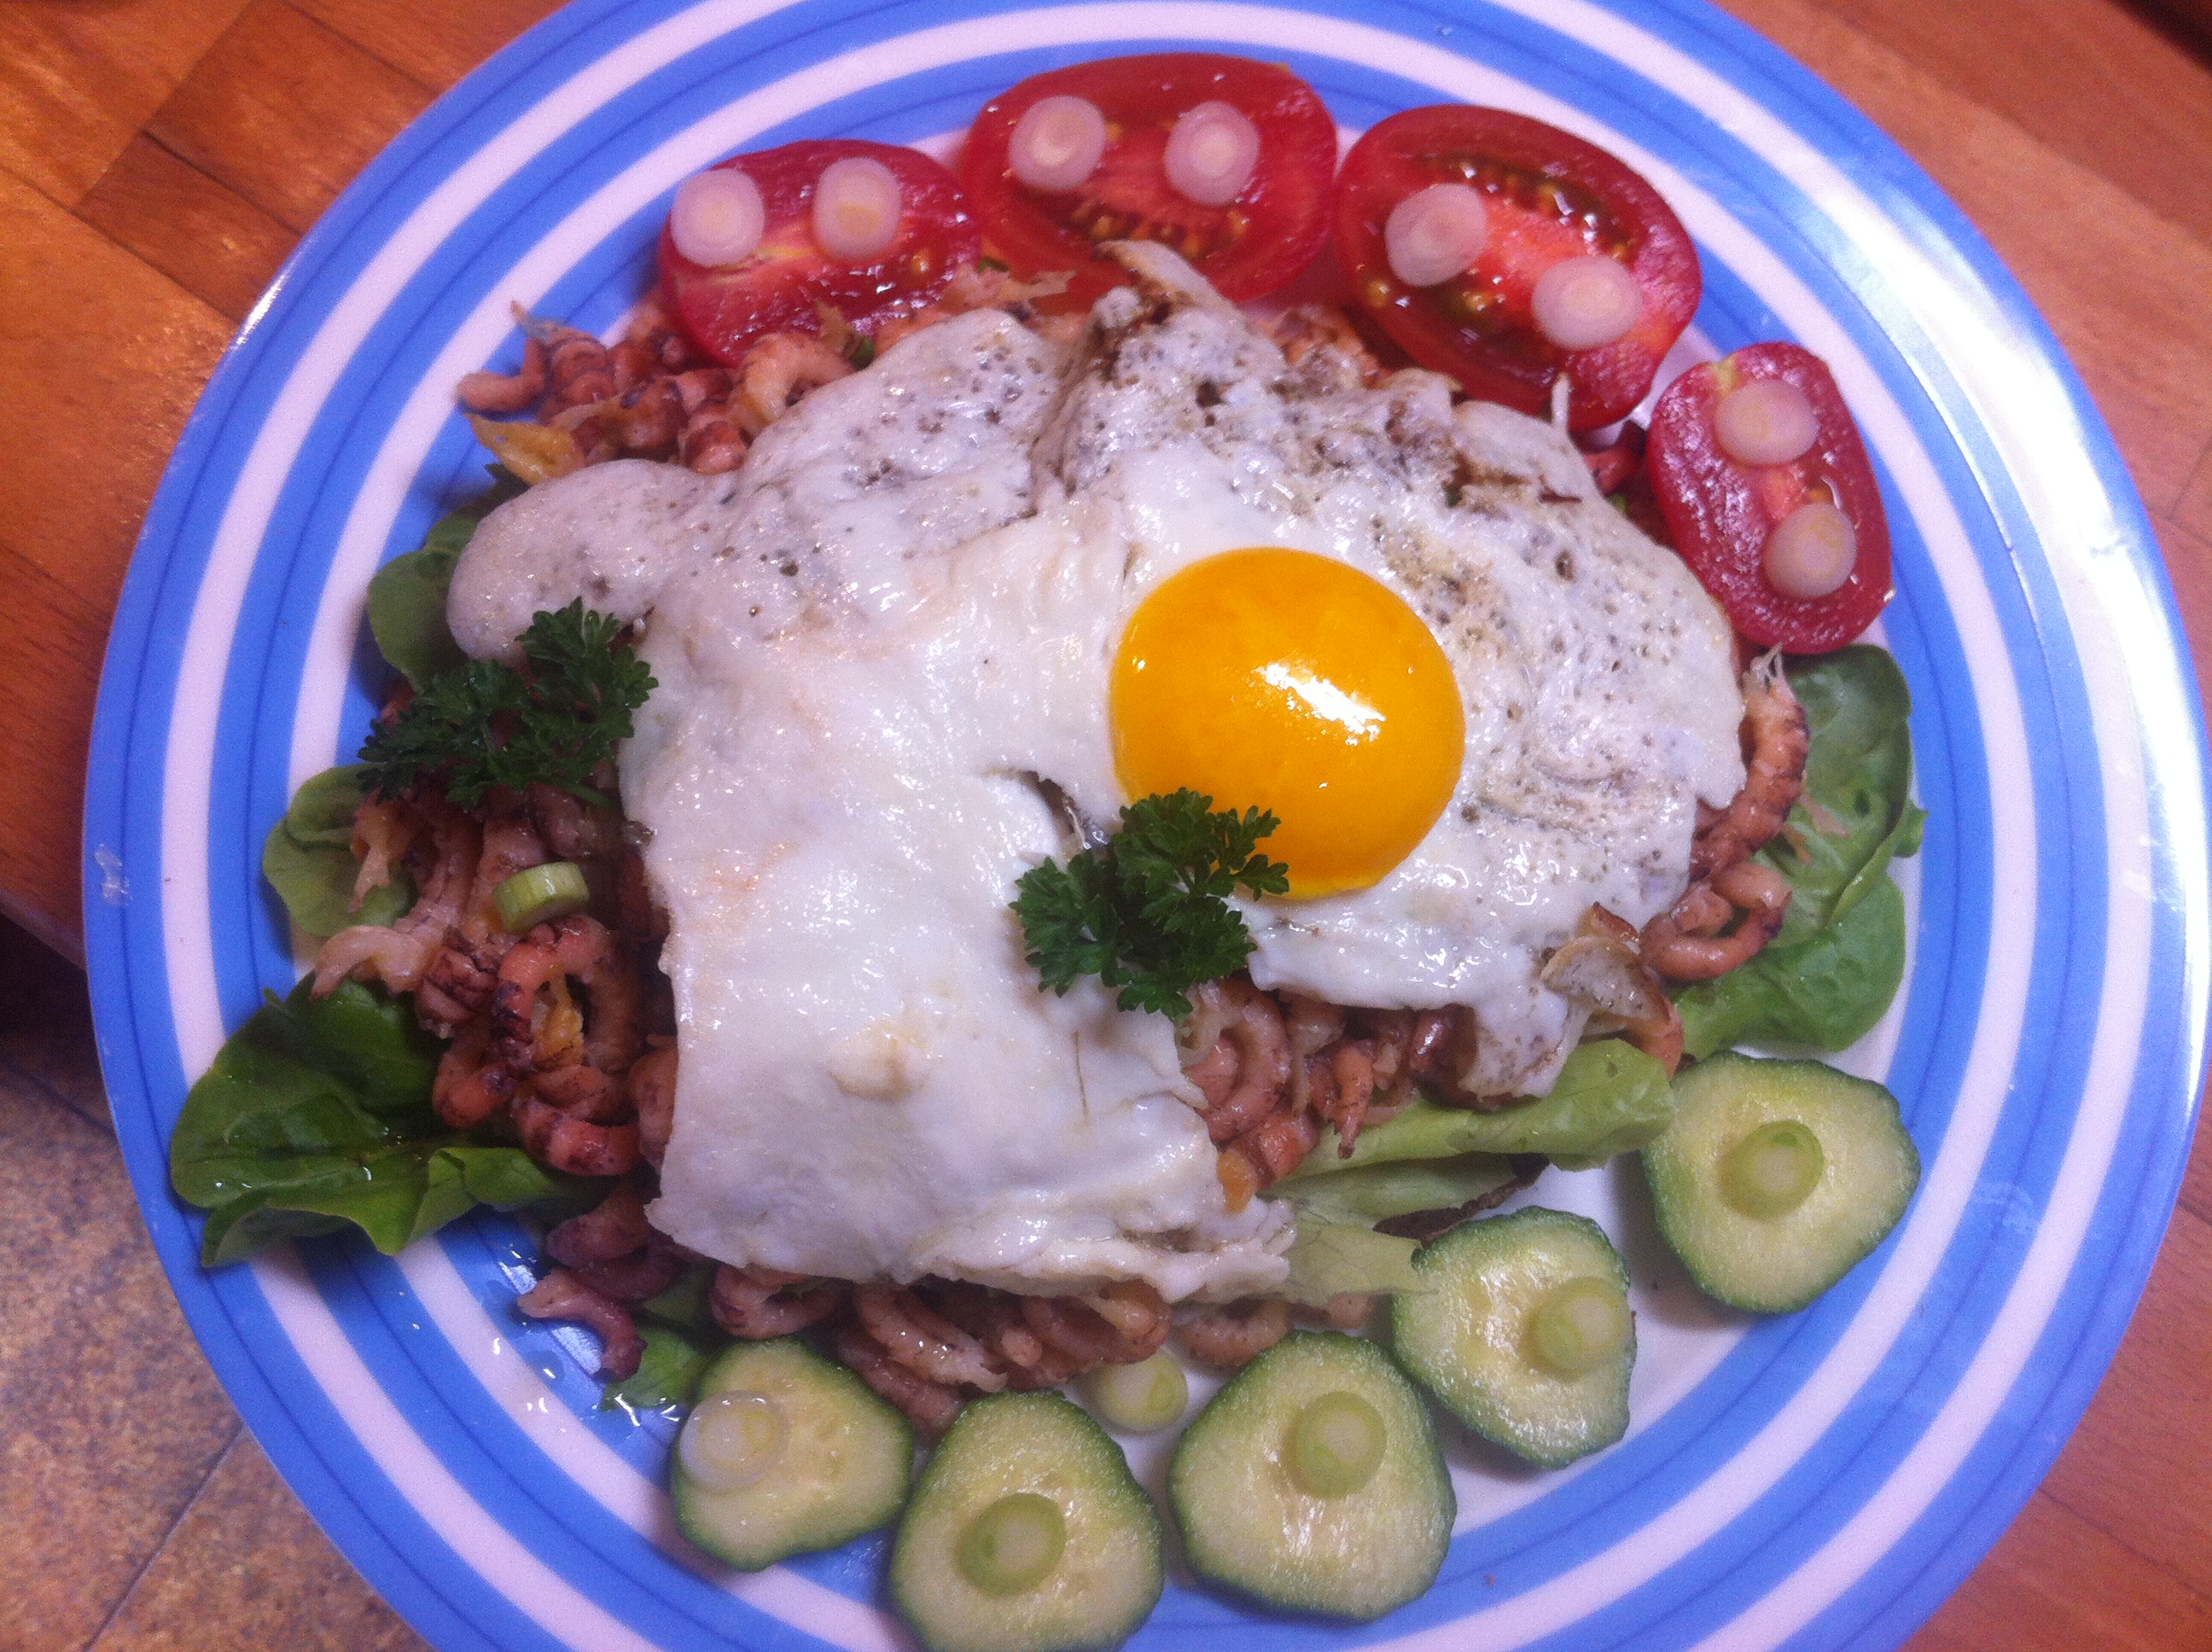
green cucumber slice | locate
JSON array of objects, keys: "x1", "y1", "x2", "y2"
[
  {"x1": 1391, "y1": 1207, "x2": 1633, "y2": 1468},
  {"x1": 1645, "y1": 1050, "x2": 1918, "y2": 1312},
  {"x1": 890, "y1": 1391, "x2": 1161, "y2": 1652},
  {"x1": 670, "y1": 1338, "x2": 912, "y2": 1570},
  {"x1": 1168, "y1": 1330, "x2": 1452, "y2": 1621}
]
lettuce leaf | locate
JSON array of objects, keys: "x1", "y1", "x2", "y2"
[
  {"x1": 1291, "y1": 1039, "x2": 1674, "y2": 1175},
  {"x1": 1668, "y1": 649, "x2": 1924, "y2": 1056},
  {"x1": 1767, "y1": 647, "x2": 1925, "y2": 945},
  {"x1": 368, "y1": 512, "x2": 475, "y2": 689},
  {"x1": 172, "y1": 974, "x2": 601, "y2": 1265},
  {"x1": 260, "y1": 765, "x2": 414, "y2": 938},
  {"x1": 1677, "y1": 871, "x2": 1909, "y2": 1060},
  {"x1": 1279, "y1": 1223, "x2": 1424, "y2": 1304},
  {"x1": 637, "y1": 1261, "x2": 719, "y2": 1332},
  {"x1": 1274, "y1": 1153, "x2": 1524, "y2": 1228},
  {"x1": 602, "y1": 1323, "x2": 719, "y2": 1413}
]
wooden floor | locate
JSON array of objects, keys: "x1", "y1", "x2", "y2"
[{"x1": 2, "y1": 0, "x2": 2210, "y2": 1646}]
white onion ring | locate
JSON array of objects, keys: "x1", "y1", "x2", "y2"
[
  {"x1": 1383, "y1": 183, "x2": 1489, "y2": 288},
  {"x1": 1764, "y1": 501, "x2": 1858, "y2": 598},
  {"x1": 669, "y1": 169, "x2": 765, "y2": 267},
  {"x1": 1163, "y1": 101, "x2": 1260, "y2": 206},
  {"x1": 811, "y1": 157, "x2": 903, "y2": 262},
  {"x1": 1009, "y1": 95, "x2": 1108, "y2": 193},
  {"x1": 1530, "y1": 254, "x2": 1644, "y2": 351},
  {"x1": 1716, "y1": 378, "x2": 1819, "y2": 467}
]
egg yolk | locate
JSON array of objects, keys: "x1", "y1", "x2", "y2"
[{"x1": 1111, "y1": 549, "x2": 1466, "y2": 898}]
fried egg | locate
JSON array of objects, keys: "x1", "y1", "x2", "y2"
[{"x1": 447, "y1": 244, "x2": 1743, "y2": 1299}]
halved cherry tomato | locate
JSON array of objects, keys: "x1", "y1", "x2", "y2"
[
  {"x1": 959, "y1": 53, "x2": 1338, "y2": 305},
  {"x1": 1647, "y1": 342, "x2": 1893, "y2": 653},
  {"x1": 1334, "y1": 107, "x2": 1699, "y2": 431},
  {"x1": 659, "y1": 139, "x2": 981, "y2": 367}
]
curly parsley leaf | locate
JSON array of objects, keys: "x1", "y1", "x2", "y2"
[
  {"x1": 358, "y1": 601, "x2": 655, "y2": 809},
  {"x1": 1013, "y1": 788, "x2": 1289, "y2": 1020}
]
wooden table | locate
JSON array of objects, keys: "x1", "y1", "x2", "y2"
[{"x1": 3, "y1": 0, "x2": 2209, "y2": 1646}]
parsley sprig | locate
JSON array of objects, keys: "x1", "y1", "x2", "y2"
[
  {"x1": 1013, "y1": 789, "x2": 1291, "y2": 1019},
  {"x1": 358, "y1": 601, "x2": 655, "y2": 809}
]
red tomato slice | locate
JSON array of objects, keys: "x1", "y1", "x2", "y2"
[
  {"x1": 959, "y1": 53, "x2": 1338, "y2": 305},
  {"x1": 1334, "y1": 107, "x2": 1699, "y2": 431},
  {"x1": 1646, "y1": 342, "x2": 1894, "y2": 653},
  {"x1": 659, "y1": 139, "x2": 981, "y2": 367}
]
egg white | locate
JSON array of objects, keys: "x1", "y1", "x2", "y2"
[{"x1": 446, "y1": 245, "x2": 1742, "y2": 1297}]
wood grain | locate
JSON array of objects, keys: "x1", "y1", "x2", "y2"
[
  {"x1": 0, "y1": 2, "x2": 2207, "y2": 1649},
  {"x1": 146, "y1": 0, "x2": 431, "y2": 233},
  {"x1": 77, "y1": 134, "x2": 298, "y2": 323},
  {"x1": 0, "y1": 0, "x2": 253, "y2": 205},
  {"x1": 0, "y1": 170, "x2": 233, "y2": 953},
  {"x1": 288, "y1": 0, "x2": 567, "y2": 93},
  {"x1": 1789, "y1": 0, "x2": 2212, "y2": 247}
]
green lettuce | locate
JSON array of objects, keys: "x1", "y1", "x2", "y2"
[
  {"x1": 1290, "y1": 1039, "x2": 1674, "y2": 1176},
  {"x1": 260, "y1": 765, "x2": 414, "y2": 938},
  {"x1": 637, "y1": 1261, "x2": 719, "y2": 1333},
  {"x1": 172, "y1": 975, "x2": 601, "y2": 1265},
  {"x1": 1274, "y1": 1153, "x2": 1524, "y2": 1229},
  {"x1": 1767, "y1": 646, "x2": 1925, "y2": 945},
  {"x1": 1677, "y1": 874, "x2": 1909, "y2": 1060},
  {"x1": 1279, "y1": 1223, "x2": 1425, "y2": 1304},
  {"x1": 602, "y1": 1324, "x2": 719, "y2": 1413},
  {"x1": 367, "y1": 512, "x2": 475, "y2": 689},
  {"x1": 1673, "y1": 649, "x2": 1926, "y2": 1055}
]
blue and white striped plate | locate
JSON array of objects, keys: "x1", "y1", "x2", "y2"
[{"x1": 84, "y1": 1, "x2": 2209, "y2": 1647}]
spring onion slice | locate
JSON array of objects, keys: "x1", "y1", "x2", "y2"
[{"x1": 495, "y1": 861, "x2": 590, "y2": 932}]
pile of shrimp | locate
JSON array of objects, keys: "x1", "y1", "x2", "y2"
[{"x1": 456, "y1": 265, "x2": 1078, "y2": 482}]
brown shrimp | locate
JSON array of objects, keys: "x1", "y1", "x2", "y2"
[
  {"x1": 313, "y1": 807, "x2": 480, "y2": 997},
  {"x1": 547, "y1": 1183, "x2": 651, "y2": 1268},
  {"x1": 416, "y1": 932, "x2": 512, "y2": 1032},
  {"x1": 1644, "y1": 858, "x2": 1795, "y2": 981},
  {"x1": 832, "y1": 1319, "x2": 964, "y2": 1435},
  {"x1": 492, "y1": 914, "x2": 642, "y2": 1073},
  {"x1": 709, "y1": 1265, "x2": 846, "y2": 1339},
  {"x1": 1020, "y1": 1281, "x2": 1170, "y2": 1370},
  {"x1": 518, "y1": 1267, "x2": 643, "y2": 1380},
  {"x1": 432, "y1": 1021, "x2": 507, "y2": 1130},
  {"x1": 1178, "y1": 1298, "x2": 1291, "y2": 1370},
  {"x1": 457, "y1": 335, "x2": 548, "y2": 414},
  {"x1": 626, "y1": 1039, "x2": 678, "y2": 1168},
  {"x1": 512, "y1": 1089, "x2": 639, "y2": 1178},
  {"x1": 348, "y1": 795, "x2": 420, "y2": 911},
  {"x1": 1539, "y1": 905, "x2": 1683, "y2": 1073},
  {"x1": 736, "y1": 333, "x2": 853, "y2": 433},
  {"x1": 1183, "y1": 978, "x2": 1292, "y2": 1143},
  {"x1": 1692, "y1": 655, "x2": 1810, "y2": 880},
  {"x1": 853, "y1": 1285, "x2": 1008, "y2": 1392}
]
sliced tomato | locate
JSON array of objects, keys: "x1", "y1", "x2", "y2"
[
  {"x1": 658, "y1": 139, "x2": 981, "y2": 367},
  {"x1": 1646, "y1": 342, "x2": 1893, "y2": 653},
  {"x1": 1334, "y1": 107, "x2": 1699, "y2": 432},
  {"x1": 959, "y1": 53, "x2": 1338, "y2": 305}
]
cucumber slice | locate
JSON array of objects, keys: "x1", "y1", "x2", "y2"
[
  {"x1": 1390, "y1": 1208, "x2": 1634, "y2": 1468},
  {"x1": 1168, "y1": 1330, "x2": 1452, "y2": 1621},
  {"x1": 1645, "y1": 1050, "x2": 1918, "y2": 1312},
  {"x1": 890, "y1": 1391, "x2": 1161, "y2": 1652},
  {"x1": 671, "y1": 1338, "x2": 912, "y2": 1571}
]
